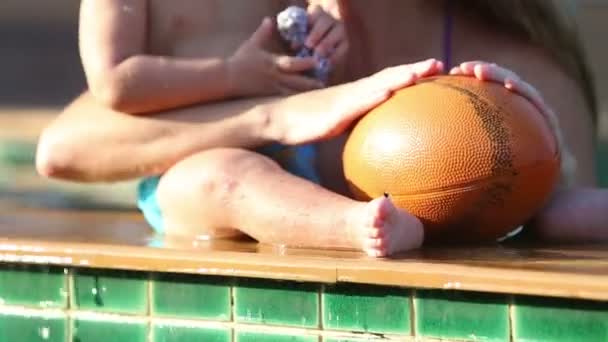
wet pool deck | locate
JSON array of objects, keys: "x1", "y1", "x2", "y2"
[{"x1": 0, "y1": 201, "x2": 607, "y2": 302}]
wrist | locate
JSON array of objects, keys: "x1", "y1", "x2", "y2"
[
  {"x1": 251, "y1": 102, "x2": 283, "y2": 144},
  {"x1": 224, "y1": 56, "x2": 242, "y2": 98}
]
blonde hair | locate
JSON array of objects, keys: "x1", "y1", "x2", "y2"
[{"x1": 455, "y1": 0, "x2": 598, "y2": 125}]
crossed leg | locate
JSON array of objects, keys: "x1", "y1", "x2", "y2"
[{"x1": 155, "y1": 148, "x2": 424, "y2": 257}]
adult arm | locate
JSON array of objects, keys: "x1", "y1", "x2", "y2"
[
  {"x1": 450, "y1": 58, "x2": 605, "y2": 244},
  {"x1": 36, "y1": 93, "x2": 276, "y2": 182},
  {"x1": 36, "y1": 61, "x2": 442, "y2": 182}
]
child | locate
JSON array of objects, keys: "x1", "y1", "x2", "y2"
[
  {"x1": 37, "y1": 0, "x2": 608, "y2": 257},
  {"x1": 50, "y1": 0, "x2": 441, "y2": 256},
  {"x1": 77, "y1": 0, "x2": 356, "y2": 239}
]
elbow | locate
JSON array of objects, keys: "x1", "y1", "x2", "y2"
[
  {"x1": 91, "y1": 78, "x2": 132, "y2": 113},
  {"x1": 35, "y1": 127, "x2": 84, "y2": 180},
  {"x1": 89, "y1": 67, "x2": 144, "y2": 114},
  {"x1": 86, "y1": 56, "x2": 148, "y2": 114},
  {"x1": 89, "y1": 58, "x2": 158, "y2": 114}
]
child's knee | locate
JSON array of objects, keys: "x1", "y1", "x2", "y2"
[
  {"x1": 157, "y1": 148, "x2": 278, "y2": 204},
  {"x1": 155, "y1": 148, "x2": 278, "y2": 237}
]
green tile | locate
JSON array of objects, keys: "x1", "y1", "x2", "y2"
[
  {"x1": 236, "y1": 330, "x2": 318, "y2": 342},
  {"x1": 0, "y1": 311, "x2": 66, "y2": 342},
  {"x1": 72, "y1": 317, "x2": 147, "y2": 342},
  {"x1": 323, "y1": 284, "x2": 410, "y2": 334},
  {"x1": 234, "y1": 278, "x2": 319, "y2": 328},
  {"x1": 73, "y1": 269, "x2": 147, "y2": 314},
  {"x1": 0, "y1": 264, "x2": 67, "y2": 308},
  {"x1": 415, "y1": 290, "x2": 509, "y2": 342},
  {"x1": 152, "y1": 274, "x2": 230, "y2": 320},
  {"x1": 513, "y1": 296, "x2": 608, "y2": 342},
  {"x1": 153, "y1": 323, "x2": 230, "y2": 342}
]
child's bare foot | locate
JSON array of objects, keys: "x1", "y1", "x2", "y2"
[{"x1": 351, "y1": 196, "x2": 424, "y2": 257}]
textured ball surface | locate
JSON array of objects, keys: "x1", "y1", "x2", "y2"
[{"x1": 342, "y1": 75, "x2": 560, "y2": 243}]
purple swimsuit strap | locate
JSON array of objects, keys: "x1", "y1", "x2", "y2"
[{"x1": 442, "y1": 0, "x2": 453, "y2": 71}]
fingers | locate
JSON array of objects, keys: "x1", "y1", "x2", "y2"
[
  {"x1": 504, "y1": 77, "x2": 548, "y2": 114},
  {"x1": 450, "y1": 61, "x2": 568, "y2": 175},
  {"x1": 449, "y1": 60, "x2": 509, "y2": 78},
  {"x1": 306, "y1": 4, "x2": 323, "y2": 24},
  {"x1": 450, "y1": 61, "x2": 554, "y2": 119},
  {"x1": 450, "y1": 61, "x2": 519, "y2": 85},
  {"x1": 506, "y1": 78, "x2": 561, "y2": 143},
  {"x1": 306, "y1": 6, "x2": 334, "y2": 49},
  {"x1": 363, "y1": 238, "x2": 385, "y2": 249},
  {"x1": 329, "y1": 40, "x2": 348, "y2": 65},
  {"x1": 275, "y1": 55, "x2": 317, "y2": 73},
  {"x1": 366, "y1": 227, "x2": 383, "y2": 239},
  {"x1": 275, "y1": 85, "x2": 297, "y2": 97},
  {"x1": 315, "y1": 22, "x2": 345, "y2": 58},
  {"x1": 322, "y1": 60, "x2": 441, "y2": 140},
  {"x1": 506, "y1": 78, "x2": 569, "y2": 176},
  {"x1": 247, "y1": 17, "x2": 274, "y2": 47},
  {"x1": 475, "y1": 63, "x2": 520, "y2": 84},
  {"x1": 277, "y1": 73, "x2": 324, "y2": 93},
  {"x1": 368, "y1": 59, "x2": 443, "y2": 92},
  {"x1": 449, "y1": 60, "x2": 487, "y2": 75},
  {"x1": 365, "y1": 249, "x2": 387, "y2": 258},
  {"x1": 400, "y1": 58, "x2": 444, "y2": 78},
  {"x1": 415, "y1": 59, "x2": 444, "y2": 77},
  {"x1": 328, "y1": 58, "x2": 444, "y2": 138}
]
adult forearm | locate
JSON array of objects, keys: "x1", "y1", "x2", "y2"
[
  {"x1": 37, "y1": 60, "x2": 445, "y2": 182},
  {"x1": 36, "y1": 93, "x2": 276, "y2": 182},
  {"x1": 531, "y1": 188, "x2": 608, "y2": 243}
]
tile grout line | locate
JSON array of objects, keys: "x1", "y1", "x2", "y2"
[
  {"x1": 319, "y1": 283, "x2": 324, "y2": 334},
  {"x1": 410, "y1": 288, "x2": 417, "y2": 338},
  {"x1": 147, "y1": 273, "x2": 153, "y2": 342},
  {"x1": 66, "y1": 267, "x2": 74, "y2": 342},
  {"x1": 230, "y1": 277, "x2": 236, "y2": 342},
  {"x1": 508, "y1": 294, "x2": 515, "y2": 342}
]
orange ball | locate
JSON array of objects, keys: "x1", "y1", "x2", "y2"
[{"x1": 342, "y1": 75, "x2": 560, "y2": 243}]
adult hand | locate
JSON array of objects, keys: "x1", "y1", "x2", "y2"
[
  {"x1": 450, "y1": 61, "x2": 577, "y2": 183},
  {"x1": 274, "y1": 59, "x2": 444, "y2": 145}
]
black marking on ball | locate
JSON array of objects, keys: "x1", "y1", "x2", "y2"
[{"x1": 433, "y1": 80, "x2": 517, "y2": 226}]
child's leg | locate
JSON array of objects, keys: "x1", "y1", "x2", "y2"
[
  {"x1": 531, "y1": 188, "x2": 608, "y2": 243},
  {"x1": 156, "y1": 148, "x2": 423, "y2": 257}
]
